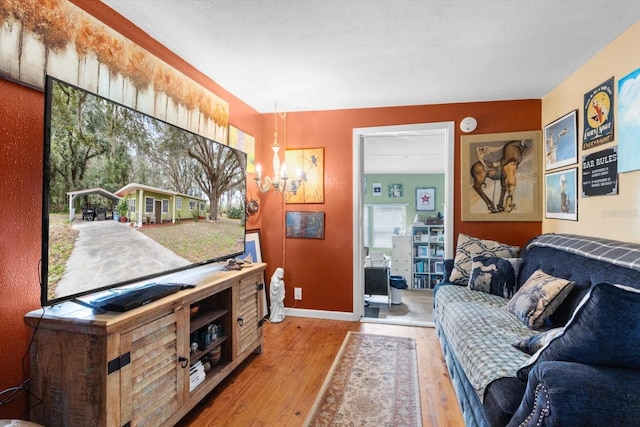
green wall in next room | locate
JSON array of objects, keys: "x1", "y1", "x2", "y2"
[{"x1": 364, "y1": 173, "x2": 445, "y2": 253}]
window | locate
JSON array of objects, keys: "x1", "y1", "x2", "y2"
[
  {"x1": 200, "y1": 202, "x2": 206, "y2": 212},
  {"x1": 189, "y1": 200, "x2": 197, "y2": 210},
  {"x1": 145, "y1": 197, "x2": 154, "y2": 214},
  {"x1": 365, "y1": 204, "x2": 406, "y2": 249},
  {"x1": 129, "y1": 199, "x2": 135, "y2": 212},
  {"x1": 162, "y1": 199, "x2": 169, "y2": 213},
  {"x1": 176, "y1": 196, "x2": 182, "y2": 210}
]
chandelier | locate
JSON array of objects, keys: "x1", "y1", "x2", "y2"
[{"x1": 254, "y1": 110, "x2": 305, "y2": 194}]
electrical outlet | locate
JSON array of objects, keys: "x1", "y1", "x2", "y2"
[{"x1": 294, "y1": 287, "x2": 302, "y2": 300}]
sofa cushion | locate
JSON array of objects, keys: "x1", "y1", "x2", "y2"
[
  {"x1": 434, "y1": 284, "x2": 532, "y2": 401},
  {"x1": 506, "y1": 269, "x2": 574, "y2": 329},
  {"x1": 517, "y1": 283, "x2": 640, "y2": 381},
  {"x1": 468, "y1": 256, "x2": 519, "y2": 298},
  {"x1": 512, "y1": 327, "x2": 564, "y2": 355},
  {"x1": 449, "y1": 234, "x2": 520, "y2": 285},
  {"x1": 518, "y1": 235, "x2": 640, "y2": 327}
]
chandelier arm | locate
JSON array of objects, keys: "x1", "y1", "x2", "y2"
[{"x1": 254, "y1": 176, "x2": 273, "y2": 193}]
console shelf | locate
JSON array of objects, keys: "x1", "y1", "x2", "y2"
[
  {"x1": 25, "y1": 263, "x2": 266, "y2": 427},
  {"x1": 189, "y1": 335, "x2": 228, "y2": 364},
  {"x1": 190, "y1": 308, "x2": 229, "y2": 332}
]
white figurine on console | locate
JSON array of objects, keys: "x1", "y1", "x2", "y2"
[{"x1": 269, "y1": 267, "x2": 285, "y2": 323}]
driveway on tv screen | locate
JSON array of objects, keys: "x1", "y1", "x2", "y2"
[{"x1": 55, "y1": 219, "x2": 190, "y2": 298}]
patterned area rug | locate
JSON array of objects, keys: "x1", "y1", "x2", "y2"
[{"x1": 305, "y1": 332, "x2": 422, "y2": 426}]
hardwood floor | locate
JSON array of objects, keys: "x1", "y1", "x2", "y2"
[{"x1": 176, "y1": 317, "x2": 464, "y2": 427}]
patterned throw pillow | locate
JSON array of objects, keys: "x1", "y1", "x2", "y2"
[
  {"x1": 506, "y1": 269, "x2": 574, "y2": 329},
  {"x1": 468, "y1": 256, "x2": 518, "y2": 298},
  {"x1": 448, "y1": 234, "x2": 520, "y2": 285},
  {"x1": 517, "y1": 283, "x2": 640, "y2": 381},
  {"x1": 512, "y1": 327, "x2": 564, "y2": 355}
]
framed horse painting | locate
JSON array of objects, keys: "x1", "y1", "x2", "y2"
[{"x1": 461, "y1": 130, "x2": 543, "y2": 222}]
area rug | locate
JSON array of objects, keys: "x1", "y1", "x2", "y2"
[{"x1": 305, "y1": 332, "x2": 422, "y2": 426}]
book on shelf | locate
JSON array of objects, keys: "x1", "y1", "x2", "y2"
[{"x1": 189, "y1": 360, "x2": 206, "y2": 391}]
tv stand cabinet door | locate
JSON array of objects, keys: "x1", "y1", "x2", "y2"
[
  {"x1": 235, "y1": 272, "x2": 265, "y2": 357},
  {"x1": 118, "y1": 308, "x2": 188, "y2": 426}
]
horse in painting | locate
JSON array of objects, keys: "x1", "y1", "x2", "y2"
[{"x1": 470, "y1": 139, "x2": 529, "y2": 213}]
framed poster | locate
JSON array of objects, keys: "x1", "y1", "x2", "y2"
[
  {"x1": 285, "y1": 211, "x2": 325, "y2": 239},
  {"x1": 284, "y1": 148, "x2": 324, "y2": 204},
  {"x1": 461, "y1": 130, "x2": 542, "y2": 221},
  {"x1": 545, "y1": 110, "x2": 578, "y2": 171},
  {"x1": 416, "y1": 187, "x2": 435, "y2": 211},
  {"x1": 240, "y1": 229, "x2": 262, "y2": 263},
  {"x1": 582, "y1": 77, "x2": 614, "y2": 150},
  {"x1": 618, "y1": 68, "x2": 640, "y2": 173},
  {"x1": 582, "y1": 146, "x2": 618, "y2": 197},
  {"x1": 545, "y1": 168, "x2": 578, "y2": 221}
]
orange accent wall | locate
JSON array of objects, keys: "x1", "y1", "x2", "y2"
[
  {"x1": 259, "y1": 101, "x2": 542, "y2": 312},
  {"x1": 0, "y1": 79, "x2": 45, "y2": 419},
  {"x1": 0, "y1": 1, "x2": 541, "y2": 419},
  {"x1": 0, "y1": 2, "x2": 262, "y2": 419}
]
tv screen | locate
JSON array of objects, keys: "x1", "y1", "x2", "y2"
[{"x1": 42, "y1": 76, "x2": 246, "y2": 307}]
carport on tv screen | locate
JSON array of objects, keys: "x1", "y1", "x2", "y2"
[{"x1": 41, "y1": 76, "x2": 247, "y2": 307}]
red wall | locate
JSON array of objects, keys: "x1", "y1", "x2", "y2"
[
  {"x1": 0, "y1": 79, "x2": 44, "y2": 419},
  {"x1": 0, "y1": 2, "x2": 262, "y2": 419},
  {"x1": 0, "y1": 1, "x2": 541, "y2": 419},
  {"x1": 259, "y1": 101, "x2": 542, "y2": 312}
]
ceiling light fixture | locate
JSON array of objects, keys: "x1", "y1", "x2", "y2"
[{"x1": 254, "y1": 108, "x2": 305, "y2": 194}]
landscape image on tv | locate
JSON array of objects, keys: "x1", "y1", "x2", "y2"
[{"x1": 43, "y1": 77, "x2": 246, "y2": 305}]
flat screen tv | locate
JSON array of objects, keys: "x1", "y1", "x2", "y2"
[{"x1": 42, "y1": 76, "x2": 247, "y2": 307}]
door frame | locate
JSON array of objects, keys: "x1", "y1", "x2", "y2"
[{"x1": 352, "y1": 122, "x2": 455, "y2": 319}]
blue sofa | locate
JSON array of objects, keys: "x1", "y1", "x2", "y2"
[{"x1": 434, "y1": 234, "x2": 640, "y2": 427}]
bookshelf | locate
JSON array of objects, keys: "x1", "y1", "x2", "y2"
[{"x1": 411, "y1": 223, "x2": 445, "y2": 289}]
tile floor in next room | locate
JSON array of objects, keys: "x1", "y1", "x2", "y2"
[{"x1": 364, "y1": 288, "x2": 434, "y2": 325}]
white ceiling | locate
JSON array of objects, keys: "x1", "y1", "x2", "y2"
[
  {"x1": 103, "y1": 0, "x2": 640, "y2": 114},
  {"x1": 364, "y1": 131, "x2": 446, "y2": 174},
  {"x1": 101, "y1": 0, "x2": 640, "y2": 174}
]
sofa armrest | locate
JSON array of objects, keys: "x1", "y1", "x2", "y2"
[{"x1": 508, "y1": 361, "x2": 640, "y2": 427}]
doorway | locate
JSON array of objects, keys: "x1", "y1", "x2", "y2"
[{"x1": 352, "y1": 122, "x2": 454, "y2": 325}]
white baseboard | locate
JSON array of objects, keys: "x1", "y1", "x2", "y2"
[{"x1": 283, "y1": 307, "x2": 359, "y2": 322}]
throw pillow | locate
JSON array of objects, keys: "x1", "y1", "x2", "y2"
[
  {"x1": 448, "y1": 233, "x2": 520, "y2": 285},
  {"x1": 506, "y1": 257, "x2": 523, "y2": 280},
  {"x1": 506, "y1": 269, "x2": 574, "y2": 329},
  {"x1": 468, "y1": 256, "x2": 517, "y2": 298},
  {"x1": 512, "y1": 327, "x2": 564, "y2": 355},
  {"x1": 517, "y1": 283, "x2": 640, "y2": 381}
]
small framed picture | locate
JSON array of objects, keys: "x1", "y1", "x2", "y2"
[
  {"x1": 285, "y1": 211, "x2": 325, "y2": 239},
  {"x1": 372, "y1": 182, "x2": 382, "y2": 196},
  {"x1": 416, "y1": 187, "x2": 436, "y2": 211},
  {"x1": 240, "y1": 229, "x2": 262, "y2": 263},
  {"x1": 388, "y1": 183, "x2": 403, "y2": 198},
  {"x1": 545, "y1": 168, "x2": 578, "y2": 221},
  {"x1": 544, "y1": 110, "x2": 578, "y2": 171}
]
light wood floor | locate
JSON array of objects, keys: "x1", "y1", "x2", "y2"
[{"x1": 176, "y1": 316, "x2": 464, "y2": 427}]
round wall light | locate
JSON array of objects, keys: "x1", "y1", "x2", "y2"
[{"x1": 460, "y1": 117, "x2": 478, "y2": 133}]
